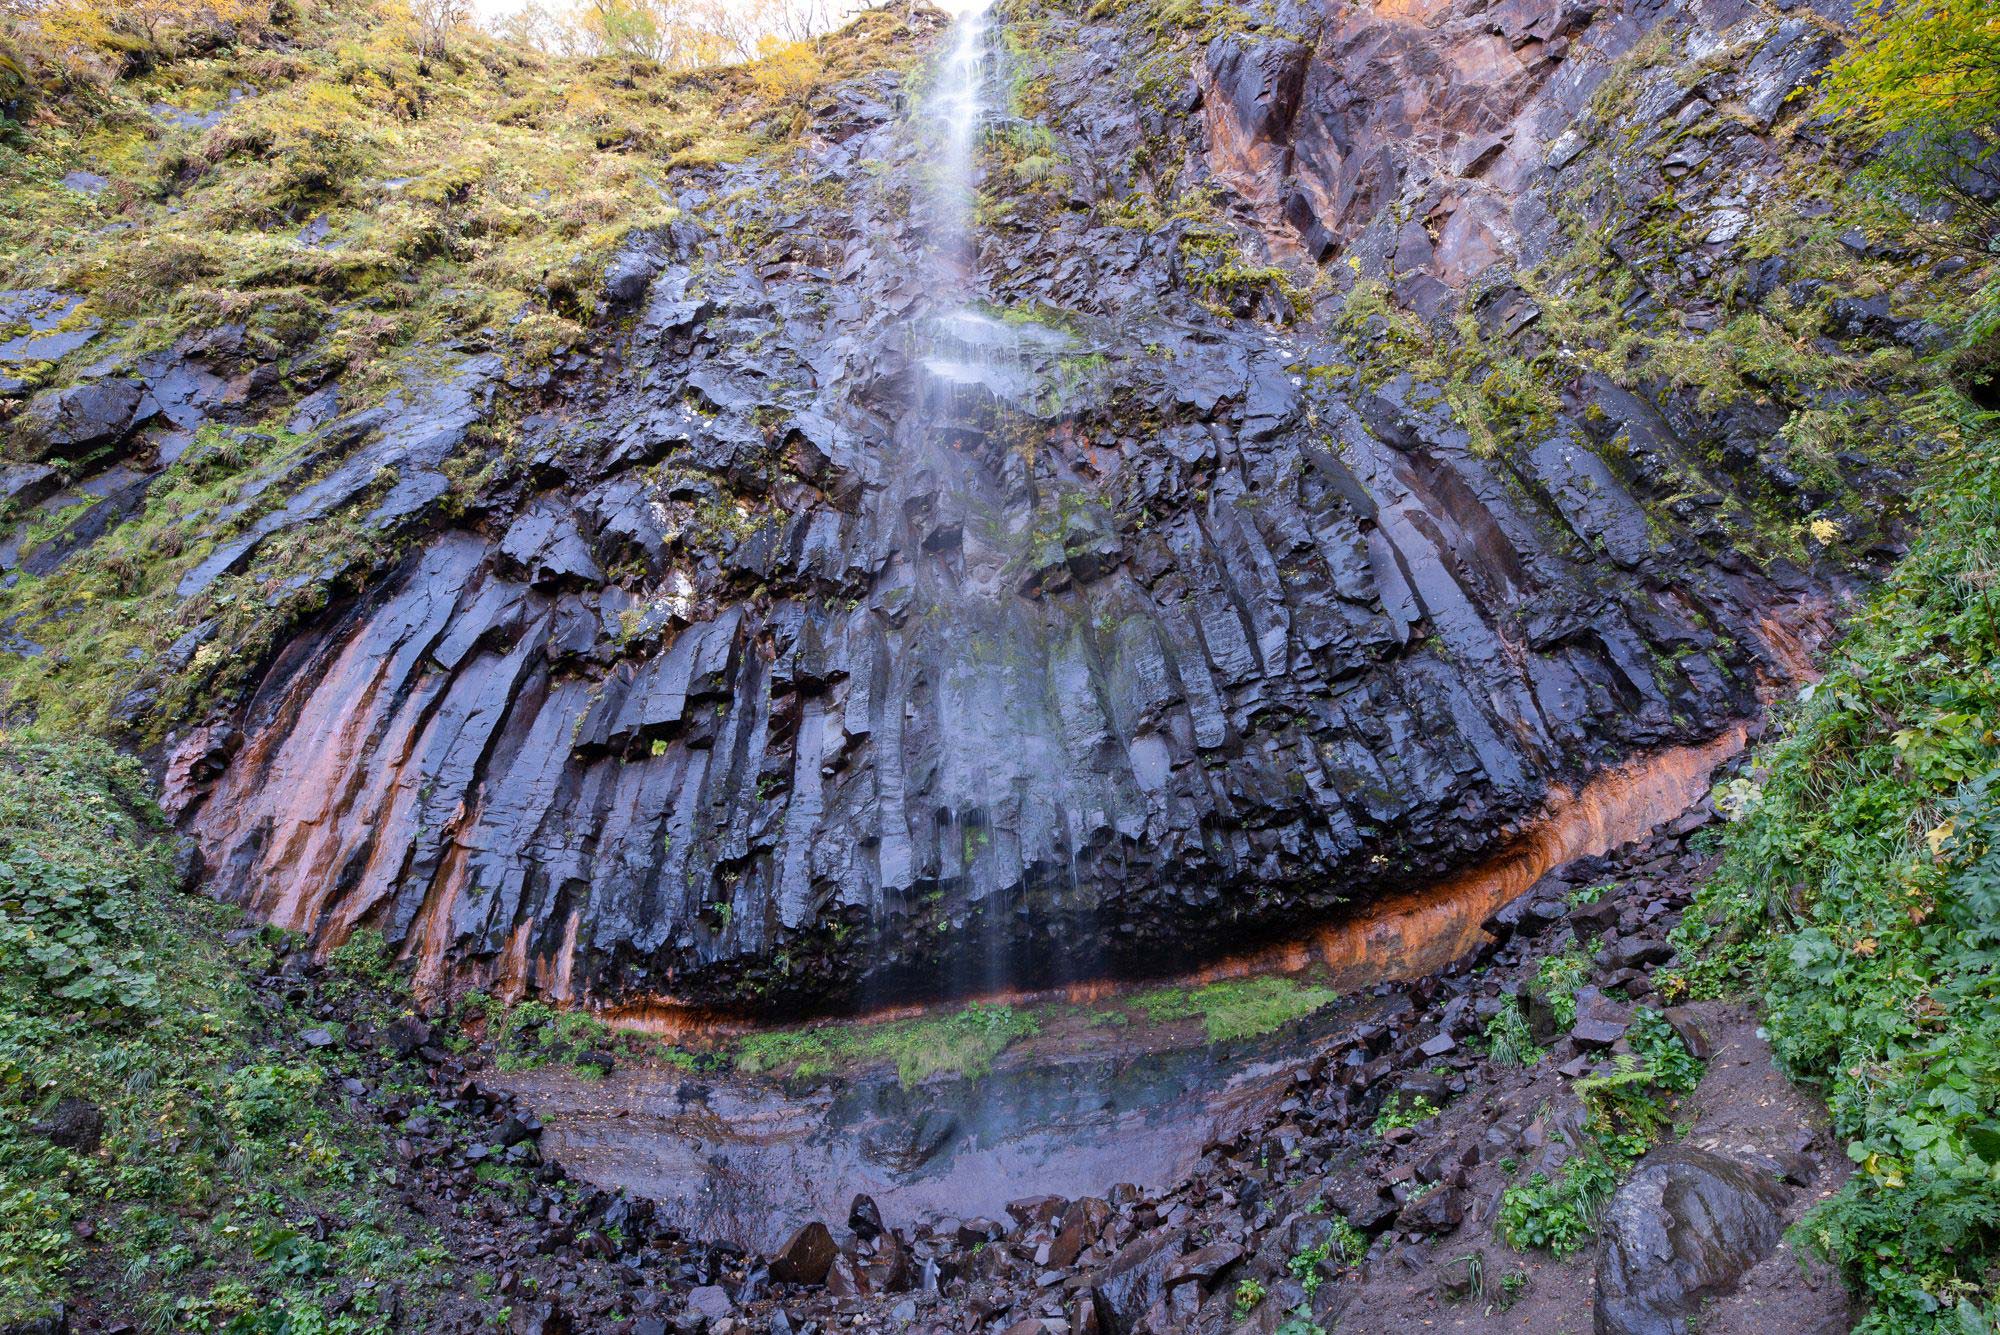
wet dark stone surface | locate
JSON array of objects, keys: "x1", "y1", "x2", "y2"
[{"x1": 1594, "y1": 1144, "x2": 1789, "y2": 1335}]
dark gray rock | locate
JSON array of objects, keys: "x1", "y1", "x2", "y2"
[
  {"x1": 1594, "y1": 1145, "x2": 1788, "y2": 1335},
  {"x1": 12, "y1": 378, "x2": 144, "y2": 459},
  {"x1": 770, "y1": 1221, "x2": 837, "y2": 1285},
  {"x1": 34, "y1": 1097, "x2": 104, "y2": 1154}
]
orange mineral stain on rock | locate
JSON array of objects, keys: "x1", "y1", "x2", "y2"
[{"x1": 599, "y1": 725, "x2": 1749, "y2": 1042}]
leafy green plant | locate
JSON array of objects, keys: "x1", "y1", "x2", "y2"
[
  {"x1": 1532, "y1": 950, "x2": 1592, "y2": 1030},
  {"x1": 1674, "y1": 398, "x2": 2000, "y2": 1329},
  {"x1": 1371, "y1": 1093, "x2": 1441, "y2": 1135},
  {"x1": 0, "y1": 740, "x2": 469, "y2": 1327},
  {"x1": 1286, "y1": 1218, "x2": 1365, "y2": 1301},
  {"x1": 1566, "y1": 880, "x2": 1616, "y2": 908},
  {"x1": 1497, "y1": 1150, "x2": 1621, "y2": 1256},
  {"x1": 1627, "y1": 1008, "x2": 1703, "y2": 1094},
  {"x1": 1233, "y1": 1276, "x2": 1266, "y2": 1317},
  {"x1": 1500, "y1": 1045, "x2": 1696, "y2": 1257}
]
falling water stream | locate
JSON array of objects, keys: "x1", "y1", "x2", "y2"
[{"x1": 879, "y1": 0, "x2": 1109, "y2": 1002}]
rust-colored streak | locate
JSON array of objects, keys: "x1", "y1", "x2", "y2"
[
  {"x1": 493, "y1": 920, "x2": 533, "y2": 1006},
  {"x1": 600, "y1": 725, "x2": 1749, "y2": 1042},
  {"x1": 405, "y1": 805, "x2": 477, "y2": 1003},
  {"x1": 1753, "y1": 600, "x2": 1835, "y2": 697},
  {"x1": 191, "y1": 627, "x2": 425, "y2": 934}
]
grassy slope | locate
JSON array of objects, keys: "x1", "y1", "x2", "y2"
[
  {"x1": 0, "y1": 1, "x2": 921, "y2": 739},
  {"x1": 1674, "y1": 397, "x2": 2000, "y2": 1330}
]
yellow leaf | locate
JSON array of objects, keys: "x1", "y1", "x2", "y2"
[
  {"x1": 1925, "y1": 821, "x2": 1953, "y2": 856},
  {"x1": 1852, "y1": 937, "x2": 1878, "y2": 957}
]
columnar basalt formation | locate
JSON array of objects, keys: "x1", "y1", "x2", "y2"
[{"x1": 16, "y1": 0, "x2": 1889, "y2": 1015}]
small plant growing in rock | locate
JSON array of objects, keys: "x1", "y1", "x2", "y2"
[
  {"x1": 1232, "y1": 1277, "x2": 1266, "y2": 1317},
  {"x1": 1370, "y1": 1092, "x2": 1441, "y2": 1135},
  {"x1": 1532, "y1": 949, "x2": 1592, "y2": 1029},
  {"x1": 1626, "y1": 1007, "x2": 1703, "y2": 1092},
  {"x1": 1481, "y1": 1004, "x2": 1543, "y2": 1068},
  {"x1": 1565, "y1": 879, "x2": 1616, "y2": 908}
]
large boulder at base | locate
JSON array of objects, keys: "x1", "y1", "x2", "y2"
[
  {"x1": 1595, "y1": 1145, "x2": 1787, "y2": 1335},
  {"x1": 1089, "y1": 1229, "x2": 1185, "y2": 1334},
  {"x1": 770, "y1": 1220, "x2": 837, "y2": 1285}
]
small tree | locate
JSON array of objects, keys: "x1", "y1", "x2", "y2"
[
  {"x1": 1820, "y1": 0, "x2": 2000, "y2": 201},
  {"x1": 749, "y1": 33, "x2": 820, "y2": 104},
  {"x1": 410, "y1": 0, "x2": 471, "y2": 58}
]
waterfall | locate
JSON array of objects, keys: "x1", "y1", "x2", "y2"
[
  {"x1": 926, "y1": 0, "x2": 993, "y2": 290},
  {"x1": 860, "y1": 0, "x2": 1108, "y2": 1001}
]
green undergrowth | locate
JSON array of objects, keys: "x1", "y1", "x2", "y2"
[
  {"x1": 732, "y1": 1001, "x2": 1040, "y2": 1088},
  {"x1": 1497, "y1": 1008, "x2": 1704, "y2": 1256},
  {"x1": 1673, "y1": 395, "x2": 2000, "y2": 1331},
  {"x1": 1371, "y1": 1093, "x2": 1441, "y2": 1135},
  {"x1": 1530, "y1": 948, "x2": 1592, "y2": 1030},
  {"x1": 1123, "y1": 974, "x2": 1340, "y2": 1042},
  {"x1": 0, "y1": 737, "x2": 459, "y2": 1330},
  {"x1": 458, "y1": 994, "x2": 705, "y2": 1079}
]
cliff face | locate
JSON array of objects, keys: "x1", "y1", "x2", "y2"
[{"x1": 6, "y1": 0, "x2": 1918, "y2": 1013}]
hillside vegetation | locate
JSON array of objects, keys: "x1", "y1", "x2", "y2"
[{"x1": 1671, "y1": 2, "x2": 2000, "y2": 1328}]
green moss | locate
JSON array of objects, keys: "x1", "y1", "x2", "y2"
[
  {"x1": 1126, "y1": 975, "x2": 1339, "y2": 1042},
  {"x1": 733, "y1": 1001, "x2": 1039, "y2": 1087},
  {"x1": 0, "y1": 739, "x2": 440, "y2": 1328}
]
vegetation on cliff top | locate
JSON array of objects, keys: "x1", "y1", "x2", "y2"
[
  {"x1": 0, "y1": 0, "x2": 924, "y2": 739},
  {"x1": 0, "y1": 0, "x2": 918, "y2": 381}
]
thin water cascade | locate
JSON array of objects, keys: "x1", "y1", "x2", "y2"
[{"x1": 863, "y1": 0, "x2": 1111, "y2": 1004}]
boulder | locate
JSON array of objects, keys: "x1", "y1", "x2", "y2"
[
  {"x1": 684, "y1": 1285, "x2": 733, "y2": 1323},
  {"x1": 34, "y1": 1097, "x2": 103, "y2": 1154},
  {"x1": 13, "y1": 378, "x2": 145, "y2": 460},
  {"x1": 1396, "y1": 1185, "x2": 1465, "y2": 1236},
  {"x1": 1594, "y1": 1145, "x2": 1787, "y2": 1335},
  {"x1": 1090, "y1": 1229, "x2": 1184, "y2": 1334},
  {"x1": 770, "y1": 1221, "x2": 837, "y2": 1285},
  {"x1": 847, "y1": 1193, "x2": 884, "y2": 1240}
]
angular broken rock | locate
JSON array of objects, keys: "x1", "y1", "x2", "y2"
[
  {"x1": 1397, "y1": 1185, "x2": 1465, "y2": 1236},
  {"x1": 1594, "y1": 1145, "x2": 1787, "y2": 1335},
  {"x1": 1090, "y1": 1229, "x2": 1184, "y2": 1334},
  {"x1": 770, "y1": 1220, "x2": 837, "y2": 1285},
  {"x1": 1163, "y1": 1240, "x2": 1243, "y2": 1291},
  {"x1": 848, "y1": 1192, "x2": 884, "y2": 1240},
  {"x1": 1571, "y1": 1018, "x2": 1630, "y2": 1050}
]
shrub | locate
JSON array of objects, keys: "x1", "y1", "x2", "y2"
[
  {"x1": 1531, "y1": 949, "x2": 1591, "y2": 1030},
  {"x1": 1371, "y1": 1093, "x2": 1441, "y2": 1135}
]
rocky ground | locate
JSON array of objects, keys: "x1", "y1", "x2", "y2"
[
  {"x1": 34, "y1": 941, "x2": 759, "y2": 1335},
  {"x1": 695, "y1": 804, "x2": 1853, "y2": 1335}
]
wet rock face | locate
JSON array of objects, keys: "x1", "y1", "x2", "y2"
[
  {"x1": 164, "y1": 0, "x2": 1865, "y2": 1015},
  {"x1": 1594, "y1": 1144, "x2": 1788, "y2": 1335}
]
